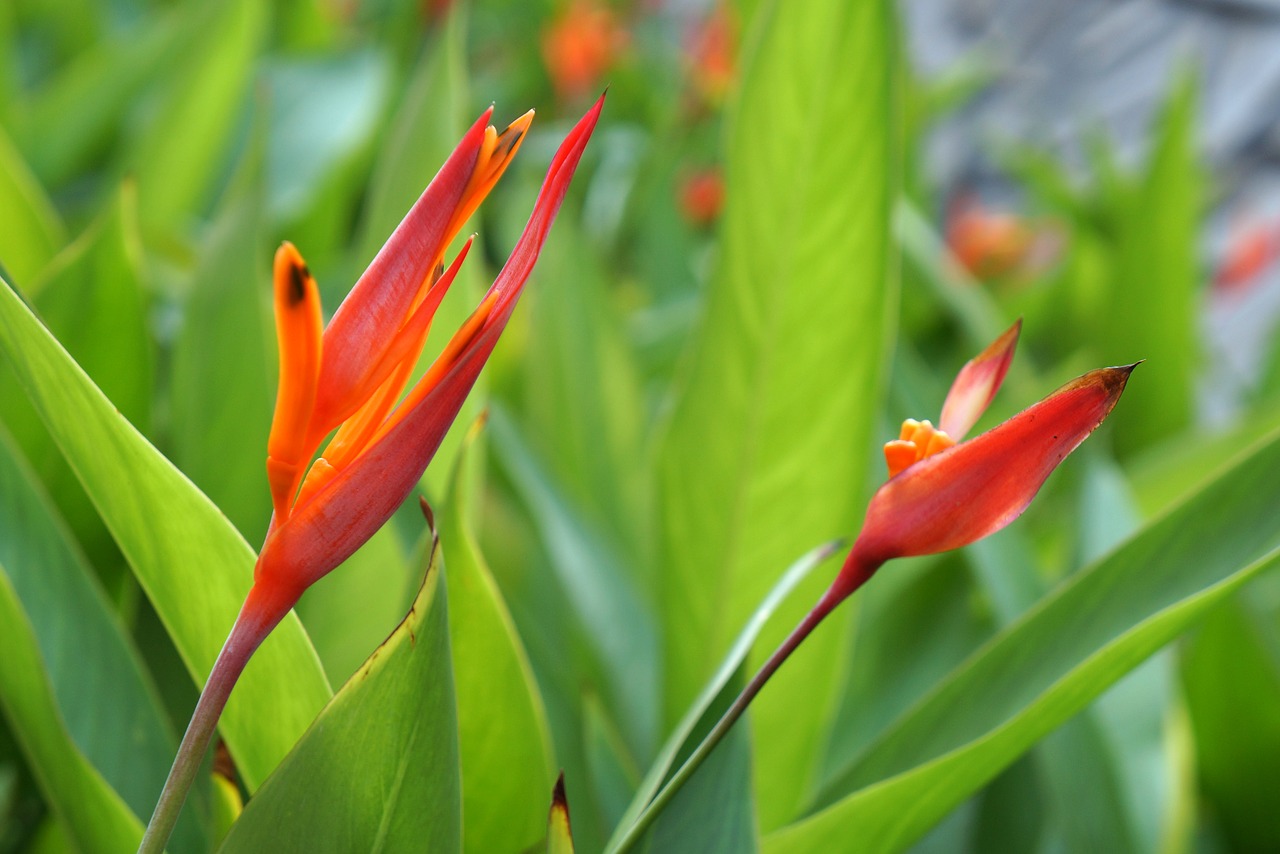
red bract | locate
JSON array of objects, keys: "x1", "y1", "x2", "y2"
[
  {"x1": 837, "y1": 322, "x2": 1135, "y2": 594},
  {"x1": 253, "y1": 96, "x2": 604, "y2": 614}
]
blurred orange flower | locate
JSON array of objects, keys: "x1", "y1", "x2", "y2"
[
  {"x1": 945, "y1": 193, "x2": 1035, "y2": 280},
  {"x1": 1214, "y1": 217, "x2": 1280, "y2": 296},
  {"x1": 678, "y1": 167, "x2": 724, "y2": 226},
  {"x1": 685, "y1": 4, "x2": 736, "y2": 104},
  {"x1": 542, "y1": 1, "x2": 628, "y2": 101}
]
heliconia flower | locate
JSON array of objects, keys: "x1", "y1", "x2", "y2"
[
  {"x1": 140, "y1": 96, "x2": 604, "y2": 854},
  {"x1": 253, "y1": 95, "x2": 604, "y2": 614},
  {"x1": 607, "y1": 324, "x2": 1136, "y2": 843},
  {"x1": 837, "y1": 321, "x2": 1135, "y2": 591}
]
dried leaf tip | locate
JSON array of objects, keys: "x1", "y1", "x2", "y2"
[{"x1": 548, "y1": 771, "x2": 574, "y2": 853}]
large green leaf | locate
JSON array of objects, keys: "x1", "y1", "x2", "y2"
[
  {"x1": 655, "y1": 0, "x2": 899, "y2": 828},
  {"x1": 766, "y1": 427, "x2": 1280, "y2": 852},
  {"x1": 0, "y1": 429, "x2": 186, "y2": 853},
  {"x1": 0, "y1": 275, "x2": 331, "y2": 791},
  {"x1": 219, "y1": 526, "x2": 460, "y2": 852},
  {"x1": 441, "y1": 426, "x2": 555, "y2": 854}
]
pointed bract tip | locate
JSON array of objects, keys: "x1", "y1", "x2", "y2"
[{"x1": 418, "y1": 496, "x2": 436, "y2": 532}]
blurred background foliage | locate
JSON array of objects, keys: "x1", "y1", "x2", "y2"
[{"x1": 1, "y1": 0, "x2": 1279, "y2": 852}]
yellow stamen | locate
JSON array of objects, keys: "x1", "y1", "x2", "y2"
[{"x1": 883, "y1": 418, "x2": 956, "y2": 478}]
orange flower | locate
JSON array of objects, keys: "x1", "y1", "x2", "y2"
[
  {"x1": 685, "y1": 4, "x2": 736, "y2": 104},
  {"x1": 541, "y1": 1, "x2": 628, "y2": 102},
  {"x1": 946, "y1": 193, "x2": 1035, "y2": 280},
  {"x1": 677, "y1": 167, "x2": 724, "y2": 227},
  {"x1": 255, "y1": 96, "x2": 603, "y2": 612}
]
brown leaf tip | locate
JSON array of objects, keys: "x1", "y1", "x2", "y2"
[{"x1": 552, "y1": 771, "x2": 569, "y2": 815}]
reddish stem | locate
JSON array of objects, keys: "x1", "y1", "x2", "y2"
[
  {"x1": 138, "y1": 584, "x2": 295, "y2": 854},
  {"x1": 610, "y1": 552, "x2": 882, "y2": 853}
]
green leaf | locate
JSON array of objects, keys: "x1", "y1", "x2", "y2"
[
  {"x1": 767, "y1": 427, "x2": 1280, "y2": 853},
  {"x1": 441, "y1": 424, "x2": 555, "y2": 854},
  {"x1": 0, "y1": 125, "x2": 64, "y2": 288},
  {"x1": 0, "y1": 579, "x2": 141, "y2": 853},
  {"x1": 219, "y1": 528, "x2": 460, "y2": 852},
  {"x1": 1103, "y1": 74, "x2": 1201, "y2": 456},
  {"x1": 0, "y1": 429, "x2": 166, "y2": 853},
  {"x1": 0, "y1": 275, "x2": 331, "y2": 791},
  {"x1": 170, "y1": 141, "x2": 274, "y2": 545},
  {"x1": 128, "y1": 0, "x2": 266, "y2": 235},
  {"x1": 515, "y1": 222, "x2": 648, "y2": 569},
  {"x1": 655, "y1": 0, "x2": 899, "y2": 828},
  {"x1": 607, "y1": 541, "x2": 841, "y2": 852},
  {"x1": 0, "y1": 185, "x2": 152, "y2": 588},
  {"x1": 489, "y1": 406, "x2": 658, "y2": 761},
  {"x1": 298, "y1": 527, "x2": 413, "y2": 687},
  {"x1": 1181, "y1": 597, "x2": 1280, "y2": 851},
  {"x1": 29, "y1": 185, "x2": 153, "y2": 432},
  {"x1": 13, "y1": 8, "x2": 186, "y2": 187}
]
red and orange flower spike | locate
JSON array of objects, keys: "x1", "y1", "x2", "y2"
[
  {"x1": 615, "y1": 324, "x2": 1137, "y2": 844},
  {"x1": 141, "y1": 96, "x2": 604, "y2": 854}
]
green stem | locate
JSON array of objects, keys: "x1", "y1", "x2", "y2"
[
  {"x1": 138, "y1": 586, "x2": 290, "y2": 854},
  {"x1": 611, "y1": 555, "x2": 881, "y2": 853}
]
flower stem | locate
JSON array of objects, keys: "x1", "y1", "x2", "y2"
[
  {"x1": 610, "y1": 554, "x2": 881, "y2": 853},
  {"x1": 138, "y1": 585, "x2": 291, "y2": 854}
]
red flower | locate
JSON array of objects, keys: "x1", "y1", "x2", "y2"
[
  {"x1": 837, "y1": 320, "x2": 1135, "y2": 591},
  {"x1": 252, "y1": 95, "x2": 604, "y2": 616}
]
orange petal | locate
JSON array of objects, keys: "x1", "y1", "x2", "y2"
[
  {"x1": 938, "y1": 319, "x2": 1021, "y2": 440},
  {"x1": 266, "y1": 242, "x2": 323, "y2": 521}
]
